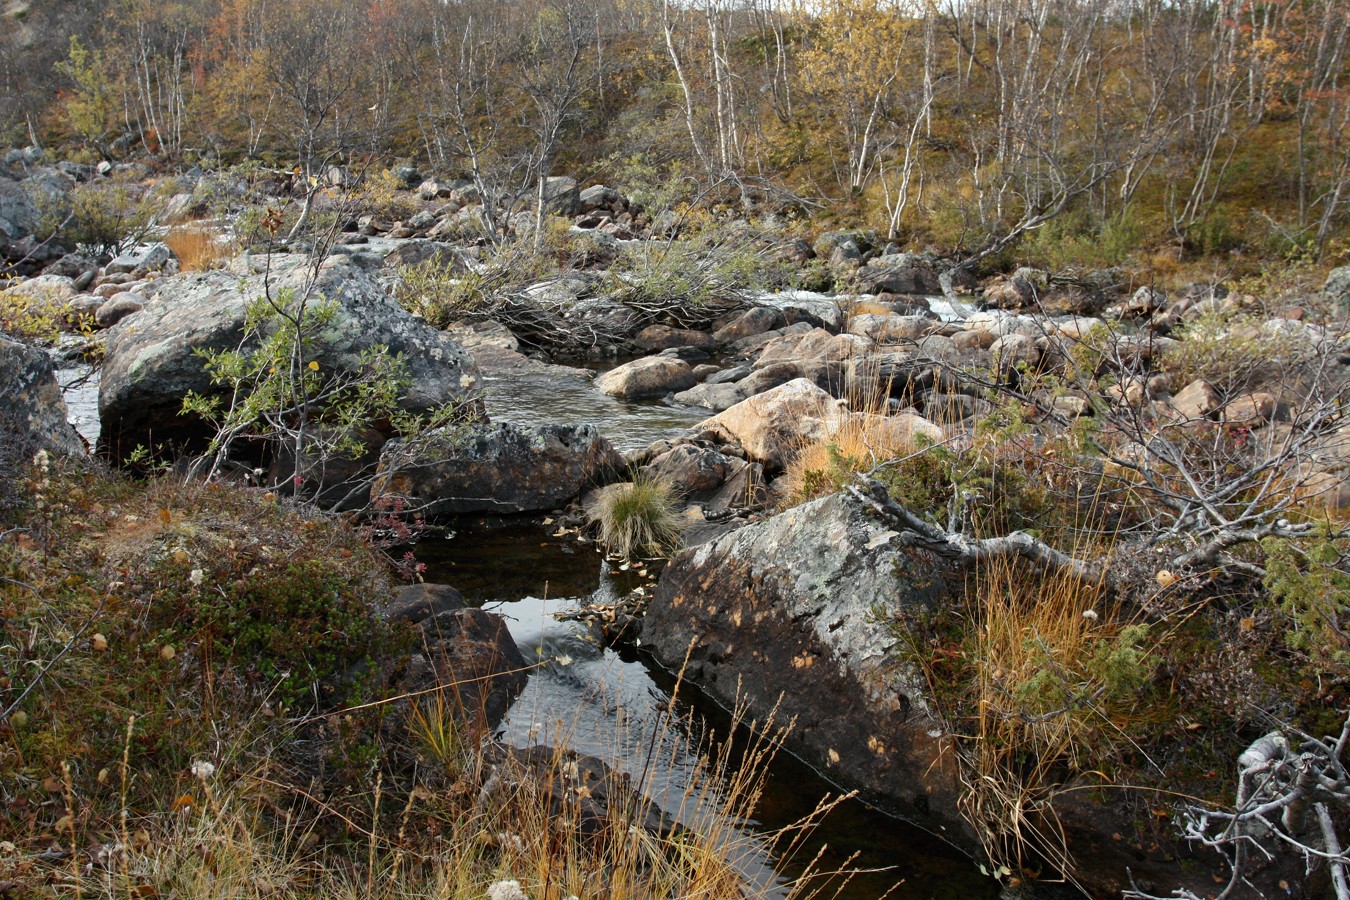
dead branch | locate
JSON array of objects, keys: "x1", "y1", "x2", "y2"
[{"x1": 846, "y1": 474, "x2": 1100, "y2": 581}]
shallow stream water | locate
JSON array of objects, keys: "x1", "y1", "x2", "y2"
[
  {"x1": 416, "y1": 519, "x2": 996, "y2": 900},
  {"x1": 417, "y1": 378, "x2": 1001, "y2": 899},
  {"x1": 56, "y1": 304, "x2": 1000, "y2": 897}
]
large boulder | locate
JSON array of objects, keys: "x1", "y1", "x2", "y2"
[
  {"x1": 105, "y1": 242, "x2": 174, "y2": 276},
  {"x1": 0, "y1": 176, "x2": 39, "y2": 240},
  {"x1": 712, "y1": 306, "x2": 786, "y2": 344},
  {"x1": 594, "y1": 356, "x2": 696, "y2": 399},
  {"x1": 855, "y1": 255, "x2": 942, "y2": 295},
  {"x1": 693, "y1": 378, "x2": 844, "y2": 470},
  {"x1": 371, "y1": 422, "x2": 622, "y2": 515},
  {"x1": 0, "y1": 333, "x2": 85, "y2": 457},
  {"x1": 641, "y1": 491, "x2": 967, "y2": 835},
  {"x1": 382, "y1": 239, "x2": 467, "y2": 272},
  {"x1": 0, "y1": 169, "x2": 73, "y2": 243},
  {"x1": 1325, "y1": 266, "x2": 1350, "y2": 306},
  {"x1": 98, "y1": 253, "x2": 482, "y2": 463}
]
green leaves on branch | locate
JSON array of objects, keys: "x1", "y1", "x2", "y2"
[
  {"x1": 1262, "y1": 532, "x2": 1350, "y2": 672},
  {"x1": 181, "y1": 285, "x2": 457, "y2": 489}
]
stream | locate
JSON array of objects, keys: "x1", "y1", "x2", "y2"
[
  {"x1": 56, "y1": 315, "x2": 1000, "y2": 898},
  {"x1": 412, "y1": 377, "x2": 1000, "y2": 899},
  {"x1": 415, "y1": 519, "x2": 995, "y2": 900}
]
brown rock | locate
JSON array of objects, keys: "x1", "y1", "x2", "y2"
[
  {"x1": 594, "y1": 355, "x2": 697, "y2": 399},
  {"x1": 695, "y1": 378, "x2": 845, "y2": 470},
  {"x1": 1169, "y1": 379, "x2": 1221, "y2": 419}
]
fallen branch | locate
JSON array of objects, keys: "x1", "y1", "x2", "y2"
[{"x1": 846, "y1": 475, "x2": 1101, "y2": 582}]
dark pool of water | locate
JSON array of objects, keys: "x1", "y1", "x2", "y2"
[{"x1": 415, "y1": 518, "x2": 998, "y2": 900}]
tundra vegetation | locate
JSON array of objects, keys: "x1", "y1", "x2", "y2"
[{"x1": 1, "y1": 0, "x2": 1350, "y2": 897}]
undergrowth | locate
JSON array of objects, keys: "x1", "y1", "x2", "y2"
[
  {"x1": 895, "y1": 557, "x2": 1155, "y2": 883},
  {"x1": 0, "y1": 458, "x2": 842, "y2": 899}
]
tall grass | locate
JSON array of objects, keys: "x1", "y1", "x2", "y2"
[
  {"x1": 905, "y1": 557, "x2": 1154, "y2": 884},
  {"x1": 782, "y1": 365, "x2": 926, "y2": 506},
  {"x1": 164, "y1": 223, "x2": 230, "y2": 272}
]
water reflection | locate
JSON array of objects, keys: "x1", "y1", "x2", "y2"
[{"x1": 416, "y1": 519, "x2": 997, "y2": 900}]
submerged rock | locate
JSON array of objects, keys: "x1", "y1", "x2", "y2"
[{"x1": 385, "y1": 583, "x2": 527, "y2": 729}]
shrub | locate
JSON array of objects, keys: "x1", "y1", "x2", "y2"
[
  {"x1": 606, "y1": 222, "x2": 795, "y2": 327},
  {"x1": 586, "y1": 476, "x2": 684, "y2": 560},
  {"x1": 352, "y1": 168, "x2": 422, "y2": 222},
  {"x1": 1160, "y1": 305, "x2": 1309, "y2": 398},
  {"x1": 393, "y1": 257, "x2": 501, "y2": 328},
  {"x1": 0, "y1": 287, "x2": 72, "y2": 343},
  {"x1": 1262, "y1": 532, "x2": 1350, "y2": 673},
  {"x1": 39, "y1": 179, "x2": 155, "y2": 258},
  {"x1": 1021, "y1": 207, "x2": 1143, "y2": 271}
]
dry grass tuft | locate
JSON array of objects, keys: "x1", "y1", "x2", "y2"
[
  {"x1": 586, "y1": 475, "x2": 685, "y2": 560},
  {"x1": 908, "y1": 556, "x2": 1155, "y2": 883},
  {"x1": 846, "y1": 298, "x2": 895, "y2": 317},
  {"x1": 164, "y1": 224, "x2": 231, "y2": 272}
]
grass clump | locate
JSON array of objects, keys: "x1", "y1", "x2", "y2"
[
  {"x1": 163, "y1": 223, "x2": 230, "y2": 273},
  {"x1": 586, "y1": 476, "x2": 684, "y2": 560},
  {"x1": 783, "y1": 412, "x2": 922, "y2": 506},
  {"x1": 897, "y1": 558, "x2": 1155, "y2": 882}
]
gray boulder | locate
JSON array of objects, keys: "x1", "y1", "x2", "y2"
[
  {"x1": 855, "y1": 256, "x2": 942, "y2": 295},
  {"x1": 382, "y1": 239, "x2": 467, "y2": 272},
  {"x1": 98, "y1": 253, "x2": 481, "y2": 462},
  {"x1": 712, "y1": 306, "x2": 786, "y2": 344},
  {"x1": 0, "y1": 333, "x2": 85, "y2": 457},
  {"x1": 642, "y1": 491, "x2": 966, "y2": 835},
  {"x1": 578, "y1": 184, "x2": 623, "y2": 212},
  {"x1": 94, "y1": 292, "x2": 145, "y2": 328},
  {"x1": 106, "y1": 242, "x2": 174, "y2": 276},
  {"x1": 541, "y1": 176, "x2": 581, "y2": 216},
  {"x1": 1325, "y1": 266, "x2": 1350, "y2": 305},
  {"x1": 371, "y1": 422, "x2": 622, "y2": 515},
  {"x1": 673, "y1": 381, "x2": 745, "y2": 412}
]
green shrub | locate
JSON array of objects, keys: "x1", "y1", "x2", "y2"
[
  {"x1": 393, "y1": 257, "x2": 492, "y2": 328},
  {"x1": 586, "y1": 476, "x2": 684, "y2": 560},
  {"x1": 1262, "y1": 533, "x2": 1350, "y2": 673},
  {"x1": 150, "y1": 548, "x2": 402, "y2": 709},
  {"x1": 39, "y1": 180, "x2": 155, "y2": 257},
  {"x1": 353, "y1": 168, "x2": 422, "y2": 222},
  {"x1": 1160, "y1": 305, "x2": 1306, "y2": 397},
  {"x1": 1021, "y1": 207, "x2": 1142, "y2": 271}
]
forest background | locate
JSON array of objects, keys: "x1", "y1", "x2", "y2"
[{"x1": 2, "y1": 0, "x2": 1347, "y2": 274}]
